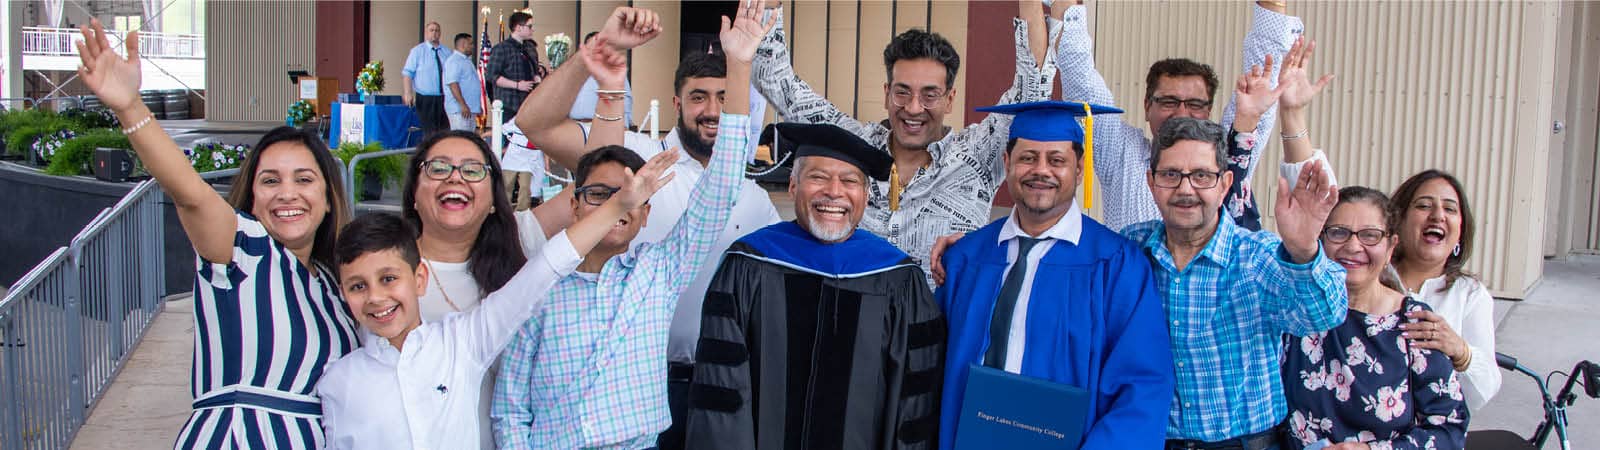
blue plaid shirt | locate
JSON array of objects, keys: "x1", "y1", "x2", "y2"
[
  {"x1": 1122, "y1": 216, "x2": 1347, "y2": 442},
  {"x1": 491, "y1": 114, "x2": 752, "y2": 449}
]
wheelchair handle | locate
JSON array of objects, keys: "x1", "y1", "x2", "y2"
[{"x1": 1496, "y1": 352, "x2": 1519, "y2": 371}]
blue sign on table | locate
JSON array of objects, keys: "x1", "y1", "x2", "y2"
[{"x1": 953, "y1": 364, "x2": 1089, "y2": 450}]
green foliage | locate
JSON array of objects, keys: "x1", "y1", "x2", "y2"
[
  {"x1": 59, "y1": 108, "x2": 120, "y2": 129},
  {"x1": 334, "y1": 141, "x2": 408, "y2": 189},
  {"x1": 186, "y1": 142, "x2": 251, "y2": 173},
  {"x1": 45, "y1": 129, "x2": 130, "y2": 176},
  {"x1": 7, "y1": 115, "x2": 83, "y2": 157}
]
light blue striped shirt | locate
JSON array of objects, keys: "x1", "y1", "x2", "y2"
[
  {"x1": 1122, "y1": 215, "x2": 1347, "y2": 442},
  {"x1": 492, "y1": 113, "x2": 753, "y2": 449}
]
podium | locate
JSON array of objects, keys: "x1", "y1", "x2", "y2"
[{"x1": 298, "y1": 76, "x2": 340, "y2": 116}]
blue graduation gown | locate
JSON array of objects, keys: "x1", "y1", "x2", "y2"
[{"x1": 936, "y1": 216, "x2": 1174, "y2": 450}]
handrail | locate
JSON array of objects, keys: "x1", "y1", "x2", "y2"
[
  {"x1": 21, "y1": 26, "x2": 205, "y2": 59},
  {"x1": 344, "y1": 148, "x2": 416, "y2": 208},
  {"x1": 197, "y1": 168, "x2": 240, "y2": 181},
  {"x1": 0, "y1": 248, "x2": 69, "y2": 310}
]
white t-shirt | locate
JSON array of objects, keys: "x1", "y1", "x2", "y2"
[
  {"x1": 318, "y1": 232, "x2": 581, "y2": 450},
  {"x1": 499, "y1": 121, "x2": 546, "y2": 181},
  {"x1": 414, "y1": 209, "x2": 547, "y2": 448}
]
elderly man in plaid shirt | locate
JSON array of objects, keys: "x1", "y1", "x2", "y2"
[
  {"x1": 1121, "y1": 117, "x2": 1347, "y2": 450},
  {"x1": 488, "y1": 3, "x2": 770, "y2": 448}
]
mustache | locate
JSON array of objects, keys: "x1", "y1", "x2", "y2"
[
  {"x1": 1169, "y1": 196, "x2": 1203, "y2": 208},
  {"x1": 1020, "y1": 175, "x2": 1059, "y2": 188}
]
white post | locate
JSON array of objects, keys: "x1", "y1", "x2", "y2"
[
  {"x1": 490, "y1": 99, "x2": 504, "y2": 156},
  {"x1": 649, "y1": 99, "x2": 660, "y2": 141}
]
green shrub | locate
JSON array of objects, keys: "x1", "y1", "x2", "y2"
[
  {"x1": 45, "y1": 129, "x2": 129, "y2": 176},
  {"x1": 334, "y1": 141, "x2": 408, "y2": 189}
]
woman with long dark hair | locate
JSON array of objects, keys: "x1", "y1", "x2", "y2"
[
  {"x1": 75, "y1": 20, "x2": 358, "y2": 448},
  {"x1": 399, "y1": 130, "x2": 573, "y2": 446},
  {"x1": 1390, "y1": 170, "x2": 1501, "y2": 411}
]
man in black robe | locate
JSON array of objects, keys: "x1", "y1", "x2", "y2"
[{"x1": 684, "y1": 123, "x2": 945, "y2": 450}]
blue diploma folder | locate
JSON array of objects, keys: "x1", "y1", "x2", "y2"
[{"x1": 954, "y1": 364, "x2": 1089, "y2": 450}]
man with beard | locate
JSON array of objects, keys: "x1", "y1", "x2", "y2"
[
  {"x1": 746, "y1": 2, "x2": 1052, "y2": 283},
  {"x1": 513, "y1": 6, "x2": 781, "y2": 450},
  {"x1": 684, "y1": 122, "x2": 945, "y2": 450},
  {"x1": 1121, "y1": 117, "x2": 1346, "y2": 450},
  {"x1": 935, "y1": 101, "x2": 1172, "y2": 450}
]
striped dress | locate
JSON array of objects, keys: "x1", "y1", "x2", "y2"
[{"x1": 174, "y1": 212, "x2": 359, "y2": 449}]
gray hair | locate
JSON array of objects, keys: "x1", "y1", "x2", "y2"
[
  {"x1": 1150, "y1": 117, "x2": 1228, "y2": 172},
  {"x1": 789, "y1": 155, "x2": 809, "y2": 183}
]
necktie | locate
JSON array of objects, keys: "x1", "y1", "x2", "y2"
[
  {"x1": 433, "y1": 47, "x2": 445, "y2": 95},
  {"x1": 984, "y1": 237, "x2": 1043, "y2": 369}
]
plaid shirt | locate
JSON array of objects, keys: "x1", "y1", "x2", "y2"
[
  {"x1": 1122, "y1": 215, "x2": 1347, "y2": 442},
  {"x1": 492, "y1": 114, "x2": 752, "y2": 449},
  {"x1": 484, "y1": 37, "x2": 545, "y2": 115}
]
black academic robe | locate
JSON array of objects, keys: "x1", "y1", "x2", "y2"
[{"x1": 685, "y1": 221, "x2": 946, "y2": 450}]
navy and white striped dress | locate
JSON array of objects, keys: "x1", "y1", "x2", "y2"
[{"x1": 174, "y1": 212, "x2": 359, "y2": 449}]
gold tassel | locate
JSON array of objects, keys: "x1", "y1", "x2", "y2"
[
  {"x1": 889, "y1": 163, "x2": 901, "y2": 211},
  {"x1": 1081, "y1": 102, "x2": 1097, "y2": 209}
]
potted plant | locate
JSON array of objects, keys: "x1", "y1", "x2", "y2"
[
  {"x1": 186, "y1": 142, "x2": 250, "y2": 174},
  {"x1": 44, "y1": 129, "x2": 129, "y2": 176},
  {"x1": 334, "y1": 141, "x2": 407, "y2": 201}
]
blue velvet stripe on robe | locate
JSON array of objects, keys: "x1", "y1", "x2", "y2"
[{"x1": 935, "y1": 216, "x2": 1174, "y2": 450}]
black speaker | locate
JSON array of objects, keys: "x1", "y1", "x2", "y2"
[{"x1": 93, "y1": 147, "x2": 133, "y2": 182}]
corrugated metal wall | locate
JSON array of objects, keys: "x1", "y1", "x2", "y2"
[
  {"x1": 206, "y1": 1, "x2": 316, "y2": 122},
  {"x1": 1088, "y1": 1, "x2": 1564, "y2": 297}
]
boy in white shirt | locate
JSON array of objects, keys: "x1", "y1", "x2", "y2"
[{"x1": 315, "y1": 147, "x2": 678, "y2": 450}]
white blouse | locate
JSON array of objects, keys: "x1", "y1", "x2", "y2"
[{"x1": 1408, "y1": 275, "x2": 1502, "y2": 411}]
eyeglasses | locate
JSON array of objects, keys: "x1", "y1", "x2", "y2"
[
  {"x1": 1150, "y1": 96, "x2": 1213, "y2": 112},
  {"x1": 420, "y1": 159, "x2": 489, "y2": 182},
  {"x1": 889, "y1": 88, "x2": 949, "y2": 110},
  {"x1": 1322, "y1": 226, "x2": 1389, "y2": 246},
  {"x1": 575, "y1": 185, "x2": 623, "y2": 206},
  {"x1": 1151, "y1": 169, "x2": 1223, "y2": 189}
]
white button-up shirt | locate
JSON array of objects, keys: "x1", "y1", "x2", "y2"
[
  {"x1": 316, "y1": 233, "x2": 583, "y2": 450},
  {"x1": 1408, "y1": 274, "x2": 1501, "y2": 411},
  {"x1": 994, "y1": 202, "x2": 1084, "y2": 372}
]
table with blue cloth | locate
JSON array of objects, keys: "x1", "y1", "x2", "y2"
[{"x1": 328, "y1": 101, "x2": 422, "y2": 149}]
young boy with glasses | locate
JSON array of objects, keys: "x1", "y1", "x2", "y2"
[{"x1": 489, "y1": 5, "x2": 770, "y2": 446}]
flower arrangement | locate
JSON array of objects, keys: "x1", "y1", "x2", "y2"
[
  {"x1": 32, "y1": 129, "x2": 77, "y2": 165},
  {"x1": 286, "y1": 99, "x2": 315, "y2": 128},
  {"x1": 185, "y1": 142, "x2": 250, "y2": 173},
  {"x1": 356, "y1": 60, "x2": 385, "y2": 94},
  {"x1": 545, "y1": 33, "x2": 573, "y2": 68}
]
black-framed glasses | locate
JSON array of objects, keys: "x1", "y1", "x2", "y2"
[
  {"x1": 575, "y1": 185, "x2": 623, "y2": 206},
  {"x1": 1150, "y1": 96, "x2": 1213, "y2": 112},
  {"x1": 1322, "y1": 226, "x2": 1388, "y2": 246},
  {"x1": 889, "y1": 88, "x2": 949, "y2": 109},
  {"x1": 420, "y1": 159, "x2": 489, "y2": 182},
  {"x1": 1151, "y1": 169, "x2": 1223, "y2": 189}
]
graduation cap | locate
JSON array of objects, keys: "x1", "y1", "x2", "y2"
[
  {"x1": 759, "y1": 123, "x2": 892, "y2": 182},
  {"x1": 975, "y1": 100, "x2": 1123, "y2": 208}
]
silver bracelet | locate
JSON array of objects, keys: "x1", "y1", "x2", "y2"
[
  {"x1": 1281, "y1": 129, "x2": 1309, "y2": 141},
  {"x1": 595, "y1": 113, "x2": 624, "y2": 122},
  {"x1": 121, "y1": 114, "x2": 155, "y2": 135}
]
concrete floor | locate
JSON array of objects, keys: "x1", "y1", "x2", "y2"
[{"x1": 63, "y1": 253, "x2": 1600, "y2": 449}]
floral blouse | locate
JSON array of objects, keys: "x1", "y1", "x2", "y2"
[{"x1": 1281, "y1": 298, "x2": 1469, "y2": 450}]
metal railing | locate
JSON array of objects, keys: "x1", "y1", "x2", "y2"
[
  {"x1": 22, "y1": 26, "x2": 205, "y2": 59},
  {"x1": 0, "y1": 180, "x2": 168, "y2": 450}
]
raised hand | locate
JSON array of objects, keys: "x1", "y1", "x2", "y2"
[
  {"x1": 614, "y1": 147, "x2": 679, "y2": 210},
  {"x1": 1278, "y1": 37, "x2": 1335, "y2": 112},
  {"x1": 720, "y1": 0, "x2": 777, "y2": 64},
  {"x1": 75, "y1": 19, "x2": 142, "y2": 113},
  {"x1": 580, "y1": 36, "x2": 629, "y2": 89},
  {"x1": 1274, "y1": 159, "x2": 1338, "y2": 263},
  {"x1": 1231, "y1": 54, "x2": 1282, "y2": 132},
  {"x1": 599, "y1": 7, "x2": 662, "y2": 51}
]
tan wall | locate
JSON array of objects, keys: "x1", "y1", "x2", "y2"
[
  {"x1": 424, "y1": 0, "x2": 476, "y2": 48},
  {"x1": 368, "y1": 1, "x2": 423, "y2": 96},
  {"x1": 1089, "y1": 1, "x2": 1567, "y2": 297},
  {"x1": 206, "y1": 1, "x2": 316, "y2": 122}
]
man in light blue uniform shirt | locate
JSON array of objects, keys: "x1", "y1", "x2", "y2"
[
  {"x1": 403, "y1": 21, "x2": 449, "y2": 134},
  {"x1": 444, "y1": 33, "x2": 483, "y2": 132}
]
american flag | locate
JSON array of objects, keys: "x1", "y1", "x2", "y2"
[{"x1": 479, "y1": 24, "x2": 491, "y2": 125}]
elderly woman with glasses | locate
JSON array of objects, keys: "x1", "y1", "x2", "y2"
[
  {"x1": 1280, "y1": 186, "x2": 1469, "y2": 450},
  {"x1": 400, "y1": 129, "x2": 575, "y2": 445}
]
